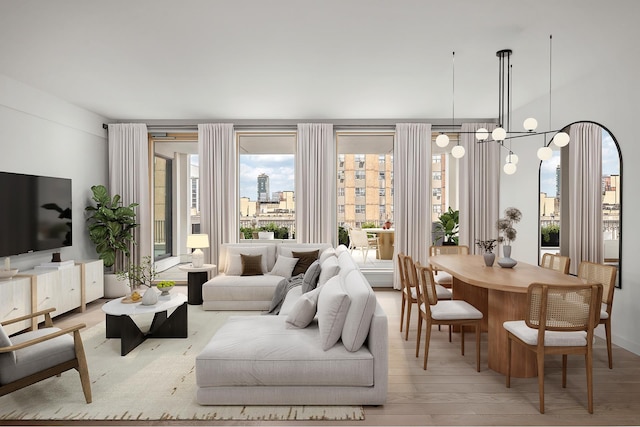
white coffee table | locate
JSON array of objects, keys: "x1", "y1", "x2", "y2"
[{"x1": 102, "y1": 293, "x2": 188, "y2": 356}]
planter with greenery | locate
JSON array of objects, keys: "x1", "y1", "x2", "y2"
[
  {"x1": 434, "y1": 207, "x2": 459, "y2": 245},
  {"x1": 85, "y1": 185, "x2": 138, "y2": 298}
]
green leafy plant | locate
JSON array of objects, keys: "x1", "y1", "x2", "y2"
[
  {"x1": 85, "y1": 184, "x2": 138, "y2": 270},
  {"x1": 435, "y1": 207, "x2": 459, "y2": 245},
  {"x1": 116, "y1": 256, "x2": 157, "y2": 289},
  {"x1": 541, "y1": 224, "x2": 560, "y2": 246}
]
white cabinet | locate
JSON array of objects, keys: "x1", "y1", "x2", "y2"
[
  {"x1": 0, "y1": 276, "x2": 31, "y2": 335},
  {"x1": 58, "y1": 265, "x2": 82, "y2": 315},
  {"x1": 29, "y1": 265, "x2": 81, "y2": 321},
  {"x1": 79, "y1": 259, "x2": 104, "y2": 310}
]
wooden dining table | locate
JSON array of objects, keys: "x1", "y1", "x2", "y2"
[
  {"x1": 429, "y1": 254, "x2": 586, "y2": 378},
  {"x1": 365, "y1": 228, "x2": 395, "y2": 260}
]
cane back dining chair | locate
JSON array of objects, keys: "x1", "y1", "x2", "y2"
[
  {"x1": 540, "y1": 253, "x2": 571, "y2": 274},
  {"x1": 503, "y1": 282, "x2": 603, "y2": 413},
  {"x1": 577, "y1": 261, "x2": 617, "y2": 369},
  {"x1": 0, "y1": 307, "x2": 92, "y2": 403},
  {"x1": 429, "y1": 245, "x2": 470, "y2": 288},
  {"x1": 414, "y1": 262, "x2": 483, "y2": 371}
]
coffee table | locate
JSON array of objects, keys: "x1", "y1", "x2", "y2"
[{"x1": 102, "y1": 293, "x2": 188, "y2": 356}]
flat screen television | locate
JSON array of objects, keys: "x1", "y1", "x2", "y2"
[{"x1": 0, "y1": 171, "x2": 72, "y2": 257}]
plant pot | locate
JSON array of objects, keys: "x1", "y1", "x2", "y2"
[
  {"x1": 483, "y1": 252, "x2": 496, "y2": 267},
  {"x1": 104, "y1": 273, "x2": 129, "y2": 298}
]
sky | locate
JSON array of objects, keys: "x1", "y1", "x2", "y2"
[
  {"x1": 239, "y1": 154, "x2": 295, "y2": 200},
  {"x1": 539, "y1": 129, "x2": 619, "y2": 197}
]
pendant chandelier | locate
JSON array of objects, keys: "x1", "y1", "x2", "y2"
[{"x1": 437, "y1": 35, "x2": 570, "y2": 174}]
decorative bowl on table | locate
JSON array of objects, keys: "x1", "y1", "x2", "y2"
[
  {"x1": 0, "y1": 269, "x2": 19, "y2": 280},
  {"x1": 157, "y1": 280, "x2": 175, "y2": 296}
]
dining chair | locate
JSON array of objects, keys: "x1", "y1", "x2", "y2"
[
  {"x1": 540, "y1": 253, "x2": 571, "y2": 274},
  {"x1": 398, "y1": 252, "x2": 417, "y2": 340},
  {"x1": 503, "y1": 282, "x2": 603, "y2": 413},
  {"x1": 577, "y1": 261, "x2": 617, "y2": 369},
  {"x1": 348, "y1": 228, "x2": 378, "y2": 262},
  {"x1": 0, "y1": 307, "x2": 92, "y2": 403},
  {"x1": 414, "y1": 262, "x2": 483, "y2": 371},
  {"x1": 429, "y1": 245, "x2": 470, "y2": 287}
]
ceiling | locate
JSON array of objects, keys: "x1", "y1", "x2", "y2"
[{"x1": 0, "y1": 0, "x2": 634, "y2": 122}]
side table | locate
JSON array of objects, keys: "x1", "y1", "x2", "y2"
[{"x1": 178, "y1": 263, "x2": 216, "y2": 305}]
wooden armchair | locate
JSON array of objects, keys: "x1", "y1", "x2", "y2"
[{"x1": 0, "y1": 308, "x2": 92, "y2": 403}]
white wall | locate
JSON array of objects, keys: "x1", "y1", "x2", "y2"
[
  {"x1": 0, "y1": 74, "x2": 108, "y2": 272},
  {"x1": 501, "y1": 46, "x2": 640, "y2": 355}
]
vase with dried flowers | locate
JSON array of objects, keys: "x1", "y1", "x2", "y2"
[
  {"x1": 496, "y1": 207, "x2": 522, "y2": 268},
  {"x1": 476, "y1": 239, "x2": 497, "y2": 267}
]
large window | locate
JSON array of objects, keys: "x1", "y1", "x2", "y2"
[
  {"x1": 431, "y1": 134, "x2": 459, "y2": 225},
  {"x1": 336, "y1": 132, "x2": 394, "y2": 230},
  {"x1": 237, "y1": 132, "x2": 296, "y2": 239}
]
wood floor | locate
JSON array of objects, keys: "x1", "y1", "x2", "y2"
[{"x1": 22, "y1": 287, "x2": 640, "y2": 426}]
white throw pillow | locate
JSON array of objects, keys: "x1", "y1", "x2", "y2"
[
  {"x1": 269, "y1": 255, "x2": 299, "y2": 279},
  {"x1": 286, "y1": 287, "x2": 321, "y2": 328},
  {"x1": 341, "y1": 269, "x2": 377, "y2": 352},
  {"x1": 319, "y1": 247, "x2": 337, "y2": 264},
  {"x1": 318, "y1": 256, "x2": 340, "y2": 288},
  {"x1": 225, "y1": 246, "x2": 268, "y2": 275},
  {"x1": 317, "y1": 275, "x2": 351, "y2": 350}
]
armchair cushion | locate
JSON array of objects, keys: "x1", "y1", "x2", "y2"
[{"x1": 0, "y1": 327, "x2": 75, "y2": 384}]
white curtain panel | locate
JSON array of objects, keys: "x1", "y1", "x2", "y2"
[
  {"x1": 568, "y1": 122, "x2": 603, "y2": 274},
  {"x1": 459, "y1": 123, "x2": 500, "y2": 253},
  {"x1": 198, "y1": 123, "x2": 237, "y2": 266},
  {"x1": 393, "y1": 123, "x2": 432, "y2": 290},
  {"x1": 107, "y1": 123, "x2": 151, "y2": 268},
  {"x1": 296, "y1": 123, "x2": 336, "y2": 245}
]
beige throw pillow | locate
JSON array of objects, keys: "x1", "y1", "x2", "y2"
[
  {"x1": 285, "y1": 287, "x2": 321, "y2": 328},
  {"x1": 317, "y1": 275, "x2": 351, "y2": 350},
  {"x1": 269, "y1": 255, "x2": 299, "y2": 279}
]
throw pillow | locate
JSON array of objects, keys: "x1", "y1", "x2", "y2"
[
  {"x1": 317, "y1": 275, "x2": 351, "y2": 350},
  {"x1": 341, "y1": 269, "x2": 377, "y2": 352},
  {"x1": 269, "y1": 255, "x2": 299, "y2": 279},
  {"x1": 318, "y1": 255, "x2": 340, "y2": 288},
  {"x1": 224, "y1": 245, "x2": 269, "y2": 275},
  {"x1": 319, "y1": 247, "x2": 337, "y2": 264},
  {"x1": 285, "y1": 287, "x2": 321, "y2": 328},
  {"x1": 291, "y1": 250, "x2": 319, "y2": 276},
  {"x1": 301, "y1": 260, "x2": 321, "y2": 293},
  {"x1": 241, "y1": 254, "x2": 264, "y2": 276}
]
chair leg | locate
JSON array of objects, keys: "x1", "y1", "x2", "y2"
[
  {"x1": 73, "y1": 330, "x2": 92, "y2": 404},
  {"x1": 537, "y1": 351, "x2": 545, "y2": 414},
  {"x1": 423, "y1": 320, "x2": 433, "y2": 370},
  {"x1": 562, "y1": 354, "x2": 568, "y2": 388},
  {"x1": 605, "y1": 319, "x2": 613, "y2": 369},
  {"x1": 448, "y1": 323, "x2": 452, "y2": 342},
  {"x1": 415, "y1": 316, "x2": 422, "y2": 358},
  {"x1": 506, "y1": 336, "x2": 512, "y2": 388},
  {"x1": 460, "y1": 325, "x2": 465, "y2": 356},
  {"x1": 404, "y1": 300, "x2": 412, "y2": 341},
  {"x1": 586, "y1": 350, "x2": 594, "y2": 414},
  {"x1": 475, "y1": 321, "x2": 481, "y2": 372},
  {"x1": 400, "y1": 293, "x2": 406, "y2": 333}
]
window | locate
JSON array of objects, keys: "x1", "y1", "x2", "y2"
[
  {"x1": 355, "y1": 187, "x2": 366, "y2": 197},
  {"x1": 379, "y1": 171, "x2": 385, "y2": 181},
  {"x1": 355, "y1": 170, "x2": 366, "y2": 180},
  {"x1": 238, "y1": 132, "x2": 296, "y2": 239},
  {"x1": 433, "y1": 204, "x2": 442, "y2": 214},
  {"x1": 432, "y1": 188, "x2": 441, "y2": 198},
  {"x1": 355, "y1": 204, "x2": 366, "y2": 214},
  {"x1": 432, "y1": 155, "x2": 441, "y2": 163},
  {"x1": 354, "y1": 154, "x2": 365, "y2": 166},
  {"x1": 433, "y1": 171, "x2": 442, "y2": 181},
  {"x1": 338, "y1": 205, "x2": 345, "y2": 213},
  {"x1": 379, "y1": 188, "x2": 386, "y2": 196},
  {"x1": 431, "y1": 132, "x2": 460, "y2": 224},
  {"x1": 338, "y1": 187, "x2": 345, "y2": 197}
]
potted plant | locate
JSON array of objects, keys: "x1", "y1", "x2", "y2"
[
  {"x1": 85, "y1": 184, "x2": 138, "y2": 297},
  {"x1": 117, "y1": 256, "x2": 159, "y2": 304},
  {"x1": 435, "y1": 207, "x2": 459, "y2": 245},
  {"x1": 475, "y1": 239, "x2": 497, "y2": 266}
]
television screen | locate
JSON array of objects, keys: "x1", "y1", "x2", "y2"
[{"x1": 0, "y1": 171, "x2": 72, "y2": 257}]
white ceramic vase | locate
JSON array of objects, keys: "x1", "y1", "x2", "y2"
[{"x1": 141, "y1": 287, "x2": 159, "y2": 305}]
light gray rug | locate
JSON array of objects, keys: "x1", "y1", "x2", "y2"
[{"x1": 0, "y1": 306, "x2": 364, "y2": 421}]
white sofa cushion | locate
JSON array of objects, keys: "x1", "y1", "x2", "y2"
[
  {"x1": 202, "y1": 274, "x2": 284, "y2": 303},
  {"x1": 341, "y1": 269, "x2": 377, "y2": 352},
  {"x1": 269, "y1": 255, "x2": 299, "y2": 279},
  {"x1": 317, "y1": 275, "x2": 351, "y2": 350},
  {"x1": 338, "y1": 250, "x2": 358, "y2": 279},
  {"x1": 286, "y1": 287, "x2": 321, "y2": 328},
  {"x1": 196, "y1": 315, "x2": 374, "y2": 387},
  {"x1": 220, "y1": 244, "x2": 277, "y2": 273},
  {"x1": 319, "y1": 247, "x2": 337, "y2": 264},
  {"x1": 318, "y1": 256, "x2": 340, "y2": 287},
  {"x1": 225, "y1": 246, "x2": 270, "y2": 275}
]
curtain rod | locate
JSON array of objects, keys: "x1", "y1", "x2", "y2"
[{"x1": 102, "y1": 122, "x2": 487, "y2": 131}]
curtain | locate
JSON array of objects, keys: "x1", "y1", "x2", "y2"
[
  {"x1": 393, "y1": 123, "x2": 432, "y2": 290},
  {"x1": 107, "y1": 123, "x2": 151, "y2": 270},
  {"x1": 296, "y1": 123, "x2": 336, "y2": 245},
  {"x1": 568, "y1": 122, "x2": 603, "y2": 274},
  {"x1": 458, "y1": 123, "x2": 500, "y2": 253},
  {"x1": 198, "y1": 123, "x2": 236, "y2": 267}
]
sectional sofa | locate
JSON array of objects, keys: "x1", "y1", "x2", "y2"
[{"x1": 195, "y1": 245, "x2": 388, "y2": 405}]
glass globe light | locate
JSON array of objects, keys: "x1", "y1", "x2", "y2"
[
  {"x1": 505, "y1": 153, "x2": 519, "y2": 165},
  {"x1": 435, "y1": 134, "x2": 450, "y2": 148},
  {"x1": 537, "y1": 146, "x2": 553, "y2": 161},
  {"x1": 523, "y1": 117, "x2": 538, "y2": 131},
  {"x1": 475, "y1": 128, "x2": 489, "y2": 141},
  {"x1": 504, "y1": 162, "x2": 517, "y2": 175},
  {"x1": 451, "y1": 145, "x2": 465, "y2": 159},
  {"x1": 552, "y1": 131, "x2": 570, "y2": 147},
  {"x1": 492, "y1": 127, "x2": 507, "y2": 141}
]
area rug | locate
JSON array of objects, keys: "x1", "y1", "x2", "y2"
[{"x1": 0, "y1": 306, "x2": 364, "y2": 421}]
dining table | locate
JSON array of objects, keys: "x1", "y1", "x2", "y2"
[
  {"x1": 429, "y1": 254, "x2": 586, "y2": 378},
  {"x1": 365, "y1": 228, "x2": 395, "y2": 260}
]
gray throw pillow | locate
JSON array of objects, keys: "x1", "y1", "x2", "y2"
[{"x1": 301, "y1": 260, "x2": 322, "y2": 293}]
